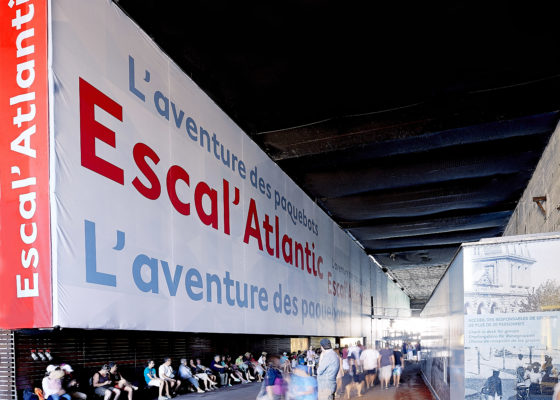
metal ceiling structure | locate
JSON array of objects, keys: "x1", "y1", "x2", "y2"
[{"x1": 116, "y1": 0, "x2": 560, "y2": 311}]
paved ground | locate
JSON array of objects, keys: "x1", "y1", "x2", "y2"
[
  {"x1": 172, "y1": 382, "x2": 260, "y2": 400},
  {"x1": 171, "y1": 363, "x2": 434, "y2": 400}
]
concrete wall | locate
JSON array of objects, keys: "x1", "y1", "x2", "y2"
[
  {"x1": 420, "y1": 250, "x2": 464, "y2": 400},
  {"x1": 504, "y1": 124, "x2": 560, "y2": 235}
]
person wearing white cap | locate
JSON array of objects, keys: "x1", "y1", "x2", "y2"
[
  {"x1": 60, "y1": 364, "x2": 87, "y2": 399},
  {"x1": 43, "y1": 365, "x2": 71, "y2": 400}
]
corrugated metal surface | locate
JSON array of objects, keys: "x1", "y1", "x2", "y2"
[
  {"x1": 0, "y1": 330, "x2": 16, "y2": 400},
  {"x1": 14, "y1": 329, "x2": 294, "y2": 393}
]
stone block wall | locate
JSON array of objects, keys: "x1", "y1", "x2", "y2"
[{"x1": 504, "y1": 124, "x2": 560, "y2": 235}]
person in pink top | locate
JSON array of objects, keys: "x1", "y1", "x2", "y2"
[{"x1": 42, "y1": 365, "x2": 71, "y2": 400}]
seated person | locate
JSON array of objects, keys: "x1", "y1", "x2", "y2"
[
  {"x1": 210, "y1": 355, "x2": 229, "y2": 386},
  {"x1": 108, "y1": 362, "x2": 137, "y2": 400},
  {"x1": 226, "y1": 356, "x2": 249, "y2": 384},
  {"x1": 190, "y1": 359, "x2": 218, "y2": 390},
  {"x1": 144, "y1": 360, "x2": 171, "y2": 400},
  {"x1": 60, "y1": 364, "x2": 87, "y2": 400},
  {"x1": 92, "y1": 365, "x2": 120, "y2": 400},
  {"x1": 221, "y1": 355, "x2": 240, "y2": 385},
  {"x1": 43, "y1": 365, "x2": 71, "y2": 400},
  {"x1": 158, "y1": 357, "x2": 181, "y2": 396},
  {"x1": 178, "y1": 359, "x2": 204, "y2": 393}
]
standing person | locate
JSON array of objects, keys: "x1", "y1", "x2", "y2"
[
  {"x1": 406, "y1": 343, "x2": 414, "y2": 363},
  {"x1": 281, "y1": 352, "x2": 291, "y2": 374},
  {"x1": 288, "y1": 365, "x2": 317, "y2": 400},
  {"x1": 481, "y1": 370, "x2": 502, "y2": 400},
  {"x1": 401, "y1": 342, "x2": 407, "y2": 366},
  {"x1": 341, "y1": 345, "x2": 350, "y2": 376},
  {"x1": 298, "y1": 351, "x2": 306, "y2": 367},
  {"x1": 158, "y1": 358, "x2": 181, "y2": 395},
  {"x1": 334, "y1": 348, "x2": 344, "y2": 397},
  {"x1": 344, "y1": 357, "x2": 365, "y2": 399},
  {"x1": 144, "y1": 360, "x2": 170, "y2": 400},
  {"x1": 348, "y1": 342, "x2": 360, "y2": 361},
  {"x1": 306, "y1": 346, "x2": 316, "y2": 376},
  {"x1": 178, "y1": 359, "x2": 205, "y2": 393},
  {"x1": 359, "y1": 345, "x2": 380, "y2": 390},
  {"x1": 378, "y1": 343, "x2": 395, "y2": 390},
  {"x1": 263, "y1": 355, "x2": 286, "y2": 400},
  {"x1": 317, "y1": 338, "x2": 339, "y2": 400},
  {"x1": 416, "y1": 341, "x2": 422, "y2": 362},
  {"x1": 392, "y1": 346, "x2": 403, "y2": 388}
]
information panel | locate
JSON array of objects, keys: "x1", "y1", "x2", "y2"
[{"x1": 463, "y1": 238, "x2": 560, "y2": 399}]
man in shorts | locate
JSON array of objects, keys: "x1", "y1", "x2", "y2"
[
  {"x1": 159, "y1": 357, "x2": 181, "y2": 395},
  {"x1": 378, "y1": 343, "x2": 395, "y2": 390},
  {"x1": 92, "y1": 365, "x2": 119, "y2": 400},
  {"x1": 144, "y1": 360, "x2": 171, "y2": 400},
  {"x1": 359, "y1": 345, "x2": 380, "y2": 389}
]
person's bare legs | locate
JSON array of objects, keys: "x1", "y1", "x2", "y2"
[
  {"x1": 164, "y1": 380, "x2": 171, "y2": 398},
  {"x1": 345, "y1": 383, "x2": 353, "y2": 399},
  {"x1": 123, "y1": 386, "x2": 133, "y2": 400},
  {"x1": 357, "y1": 381, "x2": 365, "y2": 396},
  {"x1": 112, "y1": 388, "x2": 121, "y2": 400},
  {"x1": 365, "y1": 374, "x2": 372, "y2": 389}
]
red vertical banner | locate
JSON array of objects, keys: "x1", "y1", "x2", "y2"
[{"x1": 0, "y1": 0, "x2": 52, "y2": 328}]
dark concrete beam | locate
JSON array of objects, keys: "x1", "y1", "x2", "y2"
[
  {"x1": 347, "y1": 210, "x2": 511, "y2": 240},
  {"x1": 279, "y1": 112, "x2": 558, "y2": 171},
  {"x1": 301, "y1": 143, "x2": 543, "y2": 198},
  {"x1": 362, "y1": 226, "x2": 502, "y2": 252},
  {"x1": 372, "y1": 246, "x2": 458, "y2": 270},
  {"x1": 262, "y1": 79, "x2": 560, "y2": 161},
  {"x1": 323, "y1": 174, "x2": 525, "y2": 221}
]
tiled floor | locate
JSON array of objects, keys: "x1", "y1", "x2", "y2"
[{"x1": 172, "y1": 363, "x2": 434, "y2": 400}]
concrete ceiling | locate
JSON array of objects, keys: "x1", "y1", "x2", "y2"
[{"x1": 116, "y1": 0, "x2": 560, "y2": 311}]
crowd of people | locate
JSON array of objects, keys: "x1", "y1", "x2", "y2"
[
  {"x1": 37, "y1": 339, "x2": 420, "y2": 400},
  {"x1": 37, "y1": 352, "x2": 279, "y2": 400},
  {"x1": 256, "y1": 339, "x2": 420, "y2": 400}
]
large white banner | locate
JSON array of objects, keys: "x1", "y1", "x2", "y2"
[{"x1": 50, "y1": 0, "x2": 405, "y2": 335}]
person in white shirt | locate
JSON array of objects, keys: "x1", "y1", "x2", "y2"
[
  {"x1": 258, "y1": 352, "x2": 267, "y2": 370},
  {"x1": 159, "y1": 357, "x2": 181, "y2": 396},
  {"x1": 359, "y1": 345, "x2": 380, "y2": 389},
  {"x1": 348, "y1": 342, "x2": 361, "y2": 361},
  {"x1": 306, "y1": 346, "x2": 316, "y2": 376}
]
